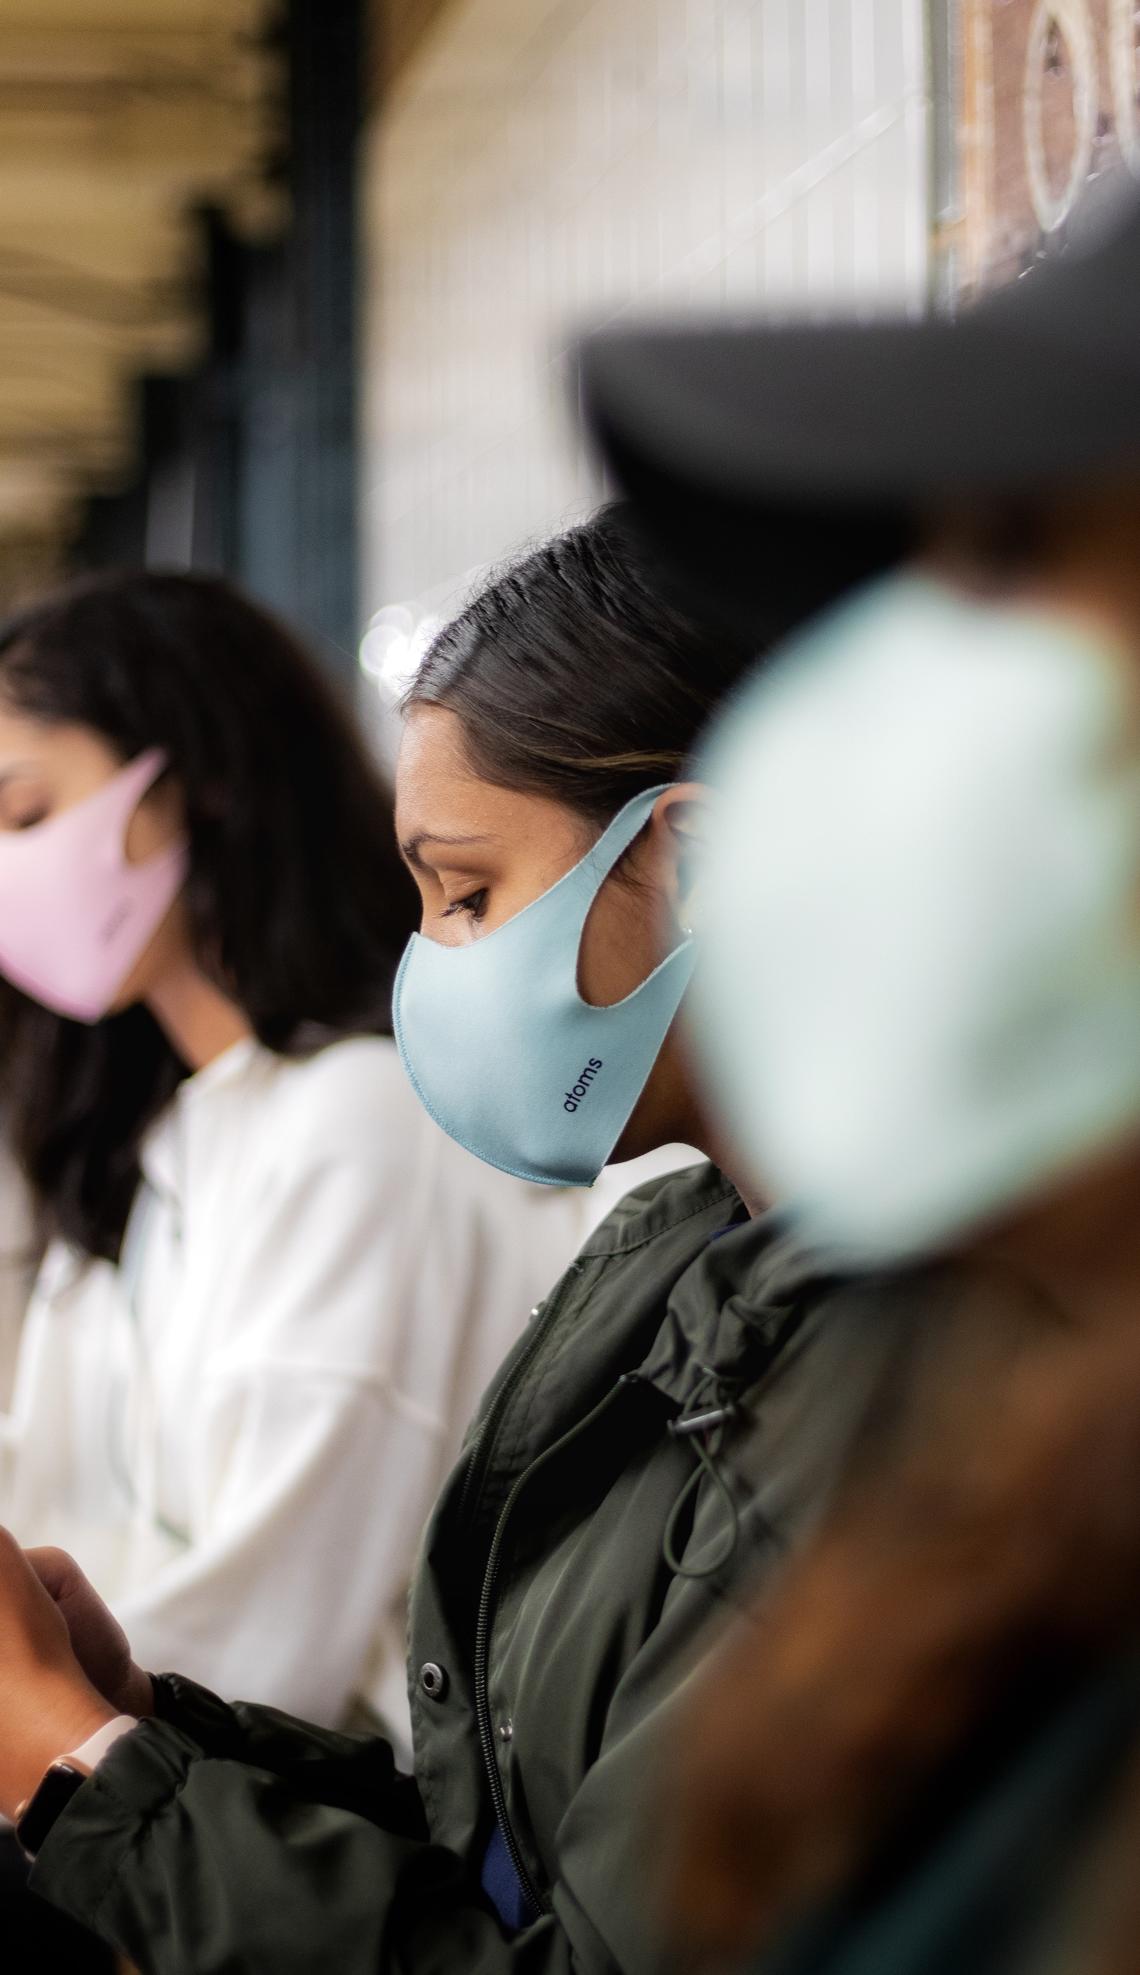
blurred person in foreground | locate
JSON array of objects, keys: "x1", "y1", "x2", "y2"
[
  {"x1": 582, "y1": 180, "x2": 1140, "y2": 1974},
  {"x1": 0, "y1": 510, "x2": 1046, "y2": 1972},
  {"x1": 0, "y1": 571, "x2": 589, "y2": 1958}
]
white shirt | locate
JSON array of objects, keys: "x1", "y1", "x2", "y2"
[{"x1": 0, "y1": 1035, "x2": 595, "y2": 1755}]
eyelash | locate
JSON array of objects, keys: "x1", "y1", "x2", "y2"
[{"x1": 442, "y1": 888, "x2": 488, "y2": 922}]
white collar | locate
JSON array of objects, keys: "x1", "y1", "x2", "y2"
[{"x1": 140, "y1": 1036, "x2": 266, "y2": 1198}]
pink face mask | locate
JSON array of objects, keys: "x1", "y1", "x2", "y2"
[{"x1": 0, "y1": 748, "x2": 189, "y2": 1023}]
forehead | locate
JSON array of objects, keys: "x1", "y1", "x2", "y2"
[
  {"x1": 395, "y1": 704, "x2": 501, "y2": 834},
  {"x1": 0, "y1": 708, "x2": 109, "y2": 771},
  {"x1": 0, "y1": 702, "x2": 52, "y2": 755},
  {"x1": 395, "y1": 702, "x2": 592, "y2": 857}
]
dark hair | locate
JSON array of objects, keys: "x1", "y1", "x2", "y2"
[
  {"x1": 0, "y1": 570, "x2": 419, "y2": 1262},
  {"x1": 405, "y1": 505, "x2": 765, "y2": 823}
]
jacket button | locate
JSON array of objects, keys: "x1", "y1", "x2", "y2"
[
  {"x1": 497, "y1": 1717, "x2": 513, "y2": 1743},
  {"x1": 420, "y1": 1661, "x2": 449, "y2": 1701}
]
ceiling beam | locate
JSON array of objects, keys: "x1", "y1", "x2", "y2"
[{"x1": 0, "y1": 0, "x2": 282, "y2": 599}]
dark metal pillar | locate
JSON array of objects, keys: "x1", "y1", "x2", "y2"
[
  {"x1": 74, "y1": 0, "x2": 364, "y2": 686},
  {"x1": 239, "y1": 0, "x2": 363, "y2": 677}
]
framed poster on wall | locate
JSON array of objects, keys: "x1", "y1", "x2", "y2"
[{"x1": 944, "y1": 0, "x2": 1140, "y2": 295}]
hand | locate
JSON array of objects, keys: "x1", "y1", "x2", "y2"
[
  {"x1": 27, "y1": 1547, "x2": 154, "y2": 1721},
  {"x1": 0, "y1": 1527, "x2": 118, "y2": 1820}
]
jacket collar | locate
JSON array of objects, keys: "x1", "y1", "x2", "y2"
[
  {"x1": 632, "y1": 1200, "x2": 846, "y2": 1414},
  {"x1": 571, "y1": 1158, "x2": 845, "y2": 1417},
  {"x1": 454, "y1": 1162, "x2": 844, "y2": 1537}
]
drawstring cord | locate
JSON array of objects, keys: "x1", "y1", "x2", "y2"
[{"x1": 662, "y1": 1367, "x2": 742, "y2": 1581}]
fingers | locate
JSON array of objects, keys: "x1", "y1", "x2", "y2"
[
  {"x1": 25, "y1": 1544, "x2": 153, "y2": 1718},
  {"x1": 0, "y1": 1524, "x2": 33, "y2": 1574},
  {"x1": 27, "y1": 1546, "x2": 118, "y2": 1647},
  {"x1": 26, "y1": 1540, "x2": 153, "y2": 1714},
  {"x1": 25, "y1": 1544, "x2": 83, "y2": 1603},
  {"x1": 117, "y1": 1662, "x2": 157, "y2": 1719},
  {"x1": 0, "y1": 1528, "x2": 73, "y2": 1615}
]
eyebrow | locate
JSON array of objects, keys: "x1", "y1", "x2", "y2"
[{"x1": 399, "y1": 831, "x2": 497, "y2": 872}]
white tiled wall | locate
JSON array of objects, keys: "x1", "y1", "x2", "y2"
[{"x1": 359, "y1": 0, "x2": 929, "y2": 633}]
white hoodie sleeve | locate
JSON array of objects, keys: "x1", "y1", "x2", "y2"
[{"x1": 112, "y1": 1052, "x2": 524, "y2": 1734}]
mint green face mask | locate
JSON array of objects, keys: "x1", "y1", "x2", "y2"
[
  {"x1": 694, "y1": 572, "x2": 1140, "y2": 1263},
  {"x1": 393, "y1": 785, "x2": 695, "y2": 1187}
]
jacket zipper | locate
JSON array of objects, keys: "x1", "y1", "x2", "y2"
[
  {"x1": 450, "y1": 1261, "x2": 585, "y2": 1920},
  {"x1": 473, "y1": 1374, "x2": 661, "y2": 1921}
]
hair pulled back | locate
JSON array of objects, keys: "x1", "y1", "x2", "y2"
[{"x1": 405, "y1": 505, "x2": 761, "y2": 823}]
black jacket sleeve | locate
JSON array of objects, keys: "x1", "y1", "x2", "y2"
[{"x1": 29, "y1": 1680, "x2": 611, "y2": 1975}]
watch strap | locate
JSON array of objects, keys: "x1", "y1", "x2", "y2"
[{"x1": 15, "y1": 1760, "x2": 91, "y2": 1862}]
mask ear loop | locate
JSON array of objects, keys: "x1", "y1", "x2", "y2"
[
  {"x1": 117, "y1": 749, "x2": 190, "y2": 878},
  {"x1": 569, "y1": 783, "x2": 689, "y2": 1003},
  {"x1": 570, "y1": 781, "x2": 676, "y2": 918}
]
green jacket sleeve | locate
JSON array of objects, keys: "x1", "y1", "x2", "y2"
[
  {"x1": 29, "y1": 1678, "x2": 611, "y2": 1975},
  {"x1": 148, "y1": 1671, "x2": 429, "y2": 1830}
]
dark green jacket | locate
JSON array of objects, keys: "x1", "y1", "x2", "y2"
[{"x1": 32, "y1": 1163, "x2": 1028, "y2": 1974}]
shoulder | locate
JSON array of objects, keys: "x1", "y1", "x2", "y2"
[
  {"x1": 578, "y1": 1157, "x2": 735, "y2": 1258},
  {"x1": 250, "y1": 1036, "x2": 429, "y2": 1162},
  {"x1": 262, "y1": 1035, "x2": 407, "y2": 1116}
]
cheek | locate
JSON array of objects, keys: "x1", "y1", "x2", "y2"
[
  {"x1": 577, "y1": 875, "x2": 660, "y2": 1008},
  {"x1": 410, "y1": 878, "x2": 436, "y2": 937},
  {"x1": 124, "y1": 808, "x2": 161, "y2": 865},
  {"x1": 124, "y1": 788, "x2": 182, "y2": 866}
]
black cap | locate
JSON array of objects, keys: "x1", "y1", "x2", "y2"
[{"x1": 578, "y1": 186, "x2": 1140, "y2": 629}]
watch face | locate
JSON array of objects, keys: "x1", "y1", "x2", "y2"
[{"x1": 15, "y1": 1761, "x2": 89, "y2": 1861}]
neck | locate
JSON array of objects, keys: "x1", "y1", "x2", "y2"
[
  {"x1": 687, "y1": 1113, "x2": 768, "y2": 1219},
  {"x1": 655, "y1": 1038, "x2": 768, "y2": 1217},
  {"x1": 146, "y1": 955, "x2": 253, "y2": 1073}
]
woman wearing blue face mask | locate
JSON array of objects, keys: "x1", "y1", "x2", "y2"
[{"x1": 0, "y1": 507, "x2": 1037, "y2": 1975}]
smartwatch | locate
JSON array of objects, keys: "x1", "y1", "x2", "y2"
[{"x1": 15, "y1": 1759, "x2": 91, "y2": 1863}]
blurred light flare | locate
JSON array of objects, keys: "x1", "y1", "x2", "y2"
[{"x1": 359, "y1": 605, "x2": 445, "y2": 700}]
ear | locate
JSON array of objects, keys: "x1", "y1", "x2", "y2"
[{"x1": 647, "y1": 781, "x2": 708, "y2": 935}]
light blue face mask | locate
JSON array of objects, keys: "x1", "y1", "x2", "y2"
[{"x1": 393, "y1": 784, "x2": 695, "y2": 1187}]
